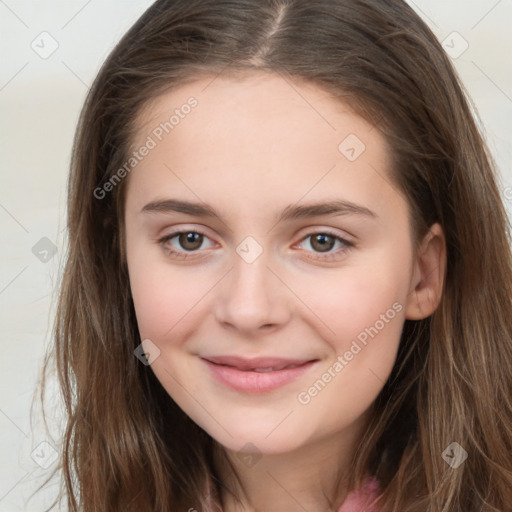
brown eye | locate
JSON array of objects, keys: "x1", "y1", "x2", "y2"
[
  {"x1": 177, "y1": 232, "x2": 204, "y2": 251},
  {"x1": 310, "y1": 233, "x2": 336, "y2": 253},
  {"x1": 296, "y1": 231, "x2": 354, "y2": 261},
  {"x1": 158, "y1": 230, "x2": 215, "y2": 259}
]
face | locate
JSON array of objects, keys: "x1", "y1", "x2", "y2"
[{"x1": 124, "y1": 72, "x2": 418, "y2": 456}]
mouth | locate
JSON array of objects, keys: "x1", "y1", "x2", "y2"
[{"x1": 200, "y1": 355, "x2": 319, "y2": 394}]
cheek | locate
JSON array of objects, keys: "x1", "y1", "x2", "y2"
[
  {"x1": 127, "y1": 245, "x2": 209, "y2": 341},
  {"x1": 294, "y1": 278, "x2": 406, "y2": 433},
  {"x1": 290, "y1": 251, "x2": 409, "y2": 398},
  {"x1": 291, "y1": 258, "x2": 408, "y2": 350}
]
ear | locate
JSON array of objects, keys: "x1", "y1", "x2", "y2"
[{"x1": 405, "y1": 222, "x2": 446, "y2": 320}]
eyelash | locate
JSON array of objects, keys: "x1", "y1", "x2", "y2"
[{"x1": 158, "y1": 228, "x2": 354, "y2": 261}]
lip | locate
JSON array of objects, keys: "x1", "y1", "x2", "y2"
[{"x1": 201, "y1": 355, "x2": 318, "y2": 394}]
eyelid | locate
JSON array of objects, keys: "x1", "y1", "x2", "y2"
[
  {"x1": 157, "y1": 225, "x2": 216, "y2": 244},
  {"x1": 295, "y1": 226, "x2": 355, "y2": 244}
]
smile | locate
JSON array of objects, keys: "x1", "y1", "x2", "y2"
[{"x1": 200, "y1": 355, "x2": 319, "y2": 394}]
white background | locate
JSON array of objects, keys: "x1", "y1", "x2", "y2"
[{"x1": 1, "y1": 1, "x2": 511, "y2": 510}]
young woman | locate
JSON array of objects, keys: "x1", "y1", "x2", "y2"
[{"x1": 38, "y1": 0, "x2": 512, "y2": 510}]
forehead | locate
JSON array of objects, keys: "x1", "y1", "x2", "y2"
[
  {"x1": 125, "y1": 71, "x2": 405, "y2": 224},
  {"x1": 133, "y1": 71, "x2": 377, "y2": 154}
]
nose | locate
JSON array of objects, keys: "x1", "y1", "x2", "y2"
[{"x1": 213, "y1": 247, "x2": 291, "y2": 336}]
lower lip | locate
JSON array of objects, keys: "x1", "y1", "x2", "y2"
[{"x1": 201, "y1": 359, "x2": 318, "y2": 394}]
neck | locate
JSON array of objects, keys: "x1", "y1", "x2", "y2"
[{"x1": 213, "y1": 411, "x2": 370, "y2": 512}]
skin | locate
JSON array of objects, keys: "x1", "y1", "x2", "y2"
[{"x1": 123, "y1": 71, "x2": 446, "y2": 512}]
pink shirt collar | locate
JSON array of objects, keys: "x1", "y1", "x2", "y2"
[{"x1": 338, "y1": 476, "x2": 380, "y2": 512}]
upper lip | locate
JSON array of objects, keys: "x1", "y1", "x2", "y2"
[{"x1": 201, "y1": 355, "x2": 317, "y2": 371}]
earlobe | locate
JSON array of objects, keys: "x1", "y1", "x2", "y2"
[{"x1": 405, "y1": 223, "x2": 446, "y2": 320}]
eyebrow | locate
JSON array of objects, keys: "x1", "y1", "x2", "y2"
[{"x1": 140, "y1": 198, "x2": 377, "y2": 225}]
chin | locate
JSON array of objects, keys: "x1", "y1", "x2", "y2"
[{"x1": 203, "y1": 419, "x2": 312, "y2": 456}]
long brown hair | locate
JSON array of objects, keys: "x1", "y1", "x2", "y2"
[{"x1": 35, "y1": 0, "x2": 512, "y2": 510}]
